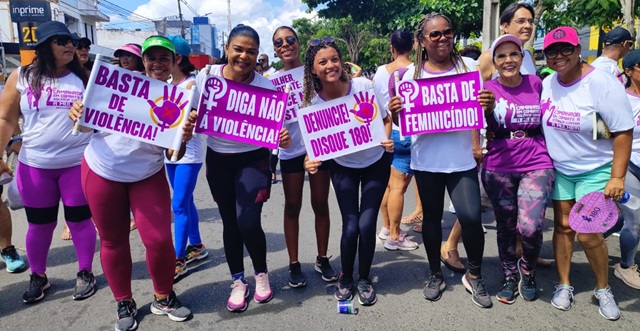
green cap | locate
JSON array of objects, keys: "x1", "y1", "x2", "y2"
[{"x1": 142, "y1": 36, "x2": 176, "y2": 56}]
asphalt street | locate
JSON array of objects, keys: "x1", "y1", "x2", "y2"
[{"x1": 0, "y1": 166, "x2": 638, "y2": 330}]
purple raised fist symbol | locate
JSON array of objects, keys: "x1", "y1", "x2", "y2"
[
  {"x1": 351, "y1": 91, "x2": 377, "y2": 124},
  {"x1": 201, "y1": 76, "x2": 228, "y2": 110},
  {"x1": 147, "y1": 85, "x2": 188, "y2": 131},
  {"x1": 397, "y1": 81, "x2": 419, "y2": 113}
]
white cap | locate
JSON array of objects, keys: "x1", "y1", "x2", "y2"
[{"x1": 490, "y1": 34, "x2": 524, "y2": 59}]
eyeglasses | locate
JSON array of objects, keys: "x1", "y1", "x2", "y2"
[
  {"x1": 512, "y1": 18, "x2": 535, "y2": 26},
  {"x1": 77, "y1": 44, "x2": 90, "y2": 51},
  {"x1": 274, "y1": 36, "x2": 297, "y2": 48},
  {"x1": 494, "y1": 51, "x2": 523, "y2": 64},
  {"x1": 544, "y1": 45, "x2": 576, "y2": 59},
  {"x1": 309, "y1": 36, "x2": 335, "y2": 46},
  {"x1": 53, "y1": 37, "x2": 78, "y2": 47},
  {"x1": 426, "y1": 29, "x2": 454, "y2": 42},
  {"x1": 119, "y1": 53, "x2": 135, "y2": 60}
]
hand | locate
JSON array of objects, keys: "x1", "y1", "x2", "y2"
[
  {"x1": 181, "y1": 110, "x2": 198, "y2": 142},
  {"x1": 278, "y1": 128, "x2": 291, "y2": 149},
  {"x1": 485, "y1": 130, "x2": 495, "y2": 142},
  {"x1": 68, "y1": 100, "x2": 84, "y2": 122},
  {"x1": 388, "y1": 96, "x2": 403, "y2": 114},
  {"x1": 0, "y1": 159, "x2": 11, "y2": 177},
  {"x1": 304, "y1": 155, "x2": 322, "y2": 175},
  {"x1": 477, "y1": 90, "x2": 495, "y2": 112},
  {"x1": 7, "y1": 142, "x2": 22, "y2": 156},
  {"x1": 604, "y1": 177, "x2": 625, "y2": 200},
  {"x1": 473, "y1": 146, "x2": 483, "y2": 166},
  {"x1": 381, "y1": 139, "x2": 394, "y2": 153}
]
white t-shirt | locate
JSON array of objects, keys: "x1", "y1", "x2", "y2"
[
  {"x1": 273, "y1": 67, "x2": 306, "y2": 160},
  {"x1": 407, "y1": 57, "x2": 478, "y2": 173},
  {"x1": 372, "y1": 63, "x2": 414, "y2": 115},
  {"x1": 15, "y1": 67, "x2": 91, "y2": 169},
  {"x1": 540, "y1": 67, "x2": 635, "y2": 175},
  {"x1": 164, "y1": 75, "x2": 205, "y2": 164},
  {"x1": 626, "y1": 91, "x2": 640, "y2": 167},
  {"x1": 591, "y1": 56, "x2": 626, "y2": 85},
  {"x1": 310, "y1": 77, "x2": 387, "y2": 169},
  {"x1": 263, "y1": 67, "x2": 277, "y2": 76},
  {"x1": 194, "y1": 65, "x2": 276, "y2": 153}
]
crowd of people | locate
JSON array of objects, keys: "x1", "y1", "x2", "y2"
[{"x1": 0, "y1": 1, "x2": 638, "y2": 329}]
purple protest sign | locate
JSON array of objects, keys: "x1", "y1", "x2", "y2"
[
  {"x1": 397, "y1": 71, "x2": 483, "y2": 136},
  {"x1": 268, "y1": 66, "x2": 304, "y2": 124},
  {"x1": 195, "y1": 75, "x2": 289, "y2": 149}
]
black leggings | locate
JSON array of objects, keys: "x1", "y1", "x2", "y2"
[
  {"x1": 330, "y1": 153, "x2": 390, "y2": 279},
  {"x1": 206, "y1": 148, "x2": 271, "y2": 275},
  {"x1": 415, "y1": 168, "x2": 484, "y2": 276}
]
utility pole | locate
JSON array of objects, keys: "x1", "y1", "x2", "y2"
[
  {"x1": 177, "y1": 0, "x2": 185, "y2": 38},
  {"x1": 227, "y1": 0, "x2": 231, "y2": 33},
  {"x1": 482, "y1": 0, "x2": 500, "y2": 50}
]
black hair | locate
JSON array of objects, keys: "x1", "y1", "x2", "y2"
[
  {"x1": 227, "y1": 24, "x2": 260, "y2": 47},
  {"x1": 460, "y1": 45, "x2": 482, "y2": 61},
  {"x1": 302, "y1": 40, "x2": 350, "y2": 107},
  {"x1": 413, "y1": 12, "x2": 469, "y2": 79},
  {"x1": 119, "y1": 51, "x2": 145, "y2": 72},
  {"x1": 500, "y1": 2, "x2": 535, "y2": 25},
  {"x1": 273, "y1": 26, "x2": 299, "y2": 41},
  {"x1": 177, "y1": 55, "x2": 195, "y2": 75},
  {"x1": 390, "y1": 28, "x2": 413, "y2": 54}
]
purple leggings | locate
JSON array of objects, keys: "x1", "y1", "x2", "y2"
[
  {"x1": 481, "y1": 168, "x2": 554, "y2": 277},
  {"x1": 17, "y1": 162, "x2": 96, "y2": 275}
]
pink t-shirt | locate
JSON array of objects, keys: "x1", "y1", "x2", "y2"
[{"x1": 483, "y1": 74, "x2": 554, "y2": 173}]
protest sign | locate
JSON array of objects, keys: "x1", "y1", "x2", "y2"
[
  {"x1": 397, "y1": 71, "x2": 483, "y2": 136},
  {"x1": 195, "y1": 74, "x2": 289, "y2": 150},
  {"x1": 298, "y1": 84, "x2": 387, "y2": 161},
  {"x1": 79, "y1": 58, "x2": 194, "y2": 154},
  {"x1": 268, "y1": 66, "x2": 304, "y2": 124}
]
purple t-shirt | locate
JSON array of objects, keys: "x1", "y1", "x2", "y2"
[{"x1": 483, "y1": 74, "x2": 554, "y2": 173}]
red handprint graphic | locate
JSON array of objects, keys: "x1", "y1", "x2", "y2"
[{"x1": 148, "y1": 85, "x2": 188, "y2": 131}]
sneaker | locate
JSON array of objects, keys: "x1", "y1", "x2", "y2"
[
  {"x1": 551, "y1": 284, "x2": 574, "y2": 311},
  {"x1": 22, "y1": 273, "x2": 51, "y2": 303},
  {"x1": 185, "y1": 244, "x2": 208, "y2": 264},
  {"x1": 115, "y1": 299, "x2": 137, "y2": 331},
  {"x1": 288, "y1": 262, "x2": 307, "y2": 288},
  {"x1": 174, "y1": 258, "x2": 187, "y2": 280},
  {"x1": 150, "y1": 291, "x2": 191, "y2": 322},
  {"x1": 314, "y1": 256, "x2": 338, "y2": 282},
  {"x1": 334, "y1": 273, "x2": 355, "y2": 301},
  {"x1": 254, "y1": 272, "x2": 273, "y2": 303},
  {"x1": 0, "y1": 245, "x2": 26, "y2": 273},
  {"x1": 449, "y1": 203, "x2": 456, "y2": 214},
  {"x1": 378, "y1": 227, "x2": 390, "y2": 240},
  {"x1": 227, "y1": 279, "x2": 249, "y2": 312},
  {"x1": 73, "y1": 269, "x2": 97, "y2": 300},
  {"x1": 422, "y1": 274, "x2": 446, "y2": 301},
  {"x1": 462, "y1": 272, "x2": 493, "y2": 308},
  {"x1": 384, "y1": 234, "x2": 419, "y2": 251},
  {"x1": 594, "y1": 287, "x2": 620, "y2": 320},
  {"x1": 517, "y1": 258, "x2": 537, "y2": 301},
  {"x1": 496, "y1": 276, "x2": 518, "y2": 304},
  {"x1": 614, "y1": 264, "x2": 640, "y2": 290},
  {"x1": 357, "y1": 277, "x2": 377, "y2": 306}
]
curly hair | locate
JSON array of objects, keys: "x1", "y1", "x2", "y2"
[
  {"x1": 301, "y1": 40, "x2": 351, "y2": 107},
  {"x1": 412, "y1": 12, "x2": 469, "y2": 79}
]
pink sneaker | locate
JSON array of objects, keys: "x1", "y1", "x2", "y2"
[
  {"x1": 383, "y1": 234, "x2": 419, "y2": 251},
  {"x1": 227, "y1": 279, "x2": 249, "y2": 312},
  {"x1": 254, "y1": 272, "x2": 273, "y2": 303}
]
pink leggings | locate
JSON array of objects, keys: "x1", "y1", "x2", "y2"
[{"x1": 81, "y1": 159, "x2": 174, "y2": 301}]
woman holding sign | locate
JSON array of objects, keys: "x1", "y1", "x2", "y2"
[
  {"x1": 69, "y1": 36, "x2": 195, "y2": 330},
  {"x1": 389, "y1": 12, "x2": 494, "y2": 308},
  {"x1": 541, "y1": 27, "x2": 633, "y2": 320},
  {"x1": 303, "y1": 37, "x2": 394, "y2": 306},
  {"x1": 0, "y1": 21, "x2": 98, "y2": 304},
  {"x1": 195, "y1": 25, "x2": 291, "y2": 312},
  {"x1": 270, "y1": 26, "x2": 337, "y2": 288}
]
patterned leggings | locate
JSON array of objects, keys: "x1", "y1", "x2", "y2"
[{"x1": 481, "y1": 168, "x2": 555, "y2": 278}]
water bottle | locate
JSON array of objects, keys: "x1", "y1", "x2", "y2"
[
  {"x1": 0, "y1": 153, "x2": 16, "y2": 185},
  {"x1": 618, "y1": 191, "x2": 640, "y2": 210}
]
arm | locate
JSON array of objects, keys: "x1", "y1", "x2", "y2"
[
  {"x1": 165, "y1": 109, "x2": 198, "y2": 161},
  {"x1": 346, "y1": 62, "x2": 362, "y2": 78},
  {"x1": 379, "y1": 114, "x2": 394, "y2": 153},
  {"x1": 606, "y1": 129, "x2": 632, "y2": 199},
  {"x1": 478, "y1": 51, "x2": 495, "y2": 82},
  {"x1": 7, "y1": 125, "x2": 22, "y2": 156},
  {"x1": 0, "y1": 71, "x2": 23, "y2": 175}
]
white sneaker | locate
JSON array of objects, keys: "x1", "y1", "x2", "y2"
[
  {"x1": 614, "y1": 264, "x2": 640, "y2": 290},
  {"x1": 449, "y1": 203, "x2": 456, "y2": 214},
  {"x1": 384, "y1": 235, "x2": 419, "y2": 251}
]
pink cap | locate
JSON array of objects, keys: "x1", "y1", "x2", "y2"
[
  {"x1": 114, "y1": 44, "x2": 142, "y2": 58},
  {"x1": 543, "y1": 27, "x2": 580, "y2": 50}
]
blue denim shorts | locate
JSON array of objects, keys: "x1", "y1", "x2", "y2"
[{"x1": 391, "y1": 130, "x2": 412, "y2": 175}]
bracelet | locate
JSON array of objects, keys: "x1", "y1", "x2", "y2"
[{"x1": 10, "y1": 138, "x2": 22, "y2": 143}]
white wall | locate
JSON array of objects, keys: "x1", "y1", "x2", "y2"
[{"x1": 96, "y1": 29, "x2": 153, "y2": 50}]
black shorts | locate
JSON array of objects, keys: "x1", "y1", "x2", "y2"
[{"x1": 280, "y1": 154, "x2": 330, "y2": 174}]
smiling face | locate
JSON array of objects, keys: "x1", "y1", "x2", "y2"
[
  {"x1": 50, "y1": 36, "x2": 76, "y2": 67},
  {"x1": 420, "y1": 17, "x2": 454, "y2": 63},
  {"x1": 311, "y1": 46, "x2": 343, "y2": 85},
  {"x1": 493, "y1": 42, "x2": 523, "y2": 80},
  {"x1": 143, "y1": 47, "x2": 175, "y2": 81},
  {"x1": 545, "y1": 42, "x2": 581, "y2": 76},
  {"x1": 225, "y1": 35, "x2": 259, "y2": 77},
  {"x1": 502, "y1": 8, "x2": 534, "y2": 44},
  {"x1": 273, "y1": 29, "x2": 300, "y2": 64}
]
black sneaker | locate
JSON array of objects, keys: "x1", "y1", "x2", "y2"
[
  {"x1": 73, "y1": 269, "x2": 97, "y2": 300},
  {"x1": 422, "y1": 273, "x2": 446, "y2": 301},
  {"x1": 150, "y1": 291, "x2": 191, "y2": 322},
  {"x1": 115, "y1": 299, "x2": 137, "y2": 331},
  {"x1": 496, "y1": 276, "x2": 518, "y2": 304},
  {"x1": 462, "y1": 272, "x2": 493, "y2": 308},
  {"x1": 356, "y1": 277, "x2": 377, "y2": 306},
  {"x1": 334, "y1": 273, "x2": 355, "y2": 301},
  {"x1": 288, "y1": 262, "x2": 307, "y2": 288},
  {"x1": 517, "y1": 258, "x2": 538, "y2": 301},
  {"x1": 22, "y1": 273, "x2": 51, "y2": 303},
  {"x1": 314, "y1": 256, "x2": 338, "y2": 282}
]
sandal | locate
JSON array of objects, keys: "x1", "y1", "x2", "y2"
[
  {"x1": 412, "y1": 224, "x2": 422, "y2": 233},
  {"x1": 61, "y1": 225, "x2": 72, "y2": 241},
  {"x1": 130, "y1": 219, "x2": 137, "y2": 231},
  {"x1": 440, "y1": 246, "x2": 466, "y2": 273},
  {"x1": 401, "y1": 212, "x2": 423, "y2": 224}
]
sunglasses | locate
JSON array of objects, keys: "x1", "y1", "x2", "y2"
[
  {"x1": 426, "y1": 29, "x2": 454, "y2": 42},
  {"x1": 309, "y1": 36, "x2": 335, "y2": 46},
  {"x1": 53, "y1": 37, "x2": 78, "y2": 47},
  {"x1": 544, "y1": 45, "x2": 575, "y2": 59},
  {"x1": 119, "y1": 53, "x2": 135, "y2": 60},
  {"x1": 494, "y1": 51, "x2": 523, "y2": 64},
  {"x1": 77, "y1": 44, "x2": 90, "y2": 51},
  {"x1": 274, "y1": 36, "x2": 297, "y2": 48}
]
